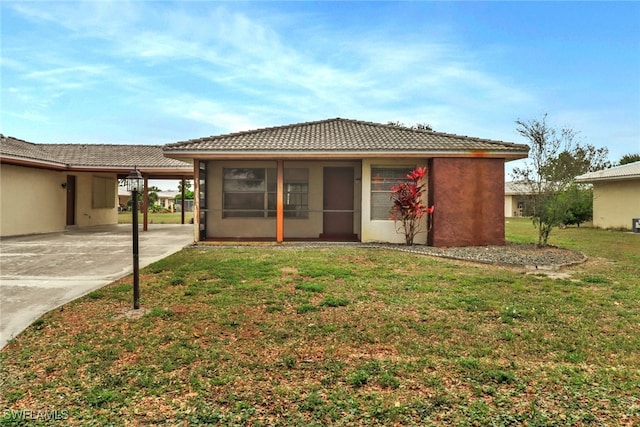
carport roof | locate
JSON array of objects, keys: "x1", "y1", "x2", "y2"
[
  {"x1": 164, "y1": 118, "x2": 530, "y2": 160},
  {"x1": 0, "y1": 134, "x2": 192, "y2": 178}
]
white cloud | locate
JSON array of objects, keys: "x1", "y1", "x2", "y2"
[
  {"x1": 154, "y1": 95, "x2": 263, "y2": 134},
  {"x1": 24, "y1": 64, "x2": 111, "y2": 90},
  {"x1": 4, "y1": 1, "x2": 539, "y2": 142}
]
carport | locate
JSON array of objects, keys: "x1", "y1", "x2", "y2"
[
  {"x1": 1, "y1": 135, "x2": 194, "y2": 237},
  {"x1": 117, "y1": 168, "x2": 194, "y2": 231}
]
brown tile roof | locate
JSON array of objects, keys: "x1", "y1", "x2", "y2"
[
  {"x1": 1, "y1": 134, "x2": 191, "y2": 170},
  {"x1": 43, "y1": 144, "x2": 190, "y2": 168},
  {"x1": 164, "y1": 118, "x2": 529, "y2": 158},
  {"x1": 0, "y1": 135, "x2": 64, "y2": 165}
]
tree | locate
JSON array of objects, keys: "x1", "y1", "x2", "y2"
[
  {"x1": 178, "y1": 180, "x2": 192, "y2": 193},
  {"x1": 389, "y1": 166, "x2": 434, "y2": 246},
  {"x1": 176, "y1": 180, "x2": 194, "y2": 201},
  {"x1": 147, "y1": 186, "x2": 160, "y2": 206},
  {"x1": 126, "y1": 186, "x2": 160, "y2": 209},
  {"x1": 560, "y1": 185, "x2": 592, "y2": 227},
  {"x1": 511, "y1": 114, "x2": 608, "y2": 246},
  {"x1": 387, "y1": 121, "x2": 433, "y2": 131},
  {"x1": 619, "y1": 153, "x2": 640, "y2": 165},
  {"x1": 543, "y1": 145, "x2": 610, "y2": 181}
]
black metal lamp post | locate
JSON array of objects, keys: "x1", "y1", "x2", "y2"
[{"x1": 126, "y1": 167, "x2": 144, "y2": 309}]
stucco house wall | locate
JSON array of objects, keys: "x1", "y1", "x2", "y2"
[
  {"x1": 360, "y1": 158, "x2": 429, "y2": 245},
  {"x1": 429, "y1": 157, "x2": 505, "y2": 247},
  {"x1": 204, "y1": 160, "x2": 362, "y2": 239},
  {"x1": 202, "y1": 158, "x2": 435, "y2": 243},
  {"x1": 74, "y1": 173, "x2": 119, "y2": 228},
  {"x1": 592, "y1": 180, "x2": 640, "y2": 229},
  {"x1": 575, "y1": 161, "x2": 640, "y2": 231},
  {"x1": 1, "y1": 164, "x2": 67, "y2": 237},
  {"x1": 504, "y1": 194, "x2": 516, "y2": 218},
  {"x1": 0, "y1": 166, "x2": 118, "y2": 236}
]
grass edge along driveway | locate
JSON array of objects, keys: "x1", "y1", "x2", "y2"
[{"x1": 1, "y1": 219, "x2": 639, "y2": 426}]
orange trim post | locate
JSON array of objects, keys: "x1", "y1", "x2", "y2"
[
  {"x1": 276, "y1": 160, "x2": 284, "y2": 243},
  {"x1": 143, "y1": 175, "x2": 149, "y2": 231}
]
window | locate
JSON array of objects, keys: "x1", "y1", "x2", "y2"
[
  {"x1": 92, "y1": 176, "x2": 116, "y2": 209},
  {"x1": 223, "y1": 168, "x2": 266, "y2": 218},
  {"x1": 223, "y1": 168, "x2": 308, "y2": 218},
  {"x1": 370, "y1": 166, "x2": 414, "y2": 220}
]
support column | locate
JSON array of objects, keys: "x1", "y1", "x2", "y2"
[
  {"x1": 181, "y1": 178, "x2": 186, "y2": 225},
  {"x1": 143, "y1": 175, "x2": 149, "y2": 232},
  {"x1": 276, "y1": 160, "x2": 284, "y2": 243},
  {"x1": 193, "y1": 160, "x2": 200, "y2": 242}
]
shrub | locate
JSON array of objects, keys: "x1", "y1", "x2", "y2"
[{"x1": 389, "y1": 166, "x2": 434, "y2": 246}]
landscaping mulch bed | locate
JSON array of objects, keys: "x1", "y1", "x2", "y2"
[{"x1": 375, "y1": 242, "x2": 587, "y2": 269}]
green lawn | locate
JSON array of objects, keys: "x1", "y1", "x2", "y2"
[
  {"x1": 1, "y1": 220, "x2": 639, "y2": 425},
  {"x1": 118, "y1": 211, "x2": 193, "y2": 224}
]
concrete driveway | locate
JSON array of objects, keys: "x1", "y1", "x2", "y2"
[{"x1": 0, "y1": 224, "x2": 194, "y2": 349}]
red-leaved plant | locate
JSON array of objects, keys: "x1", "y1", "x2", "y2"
[{"x1": 389, "y1": 166, "x2": 435, "y2": 246}]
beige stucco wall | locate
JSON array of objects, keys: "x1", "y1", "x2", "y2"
[
  {"x1": 1, "y1": 164, "x2": 67, "y2": 237},
  {"x1": 74, "y1": 172, "x2": 119, "y2": 228},
  {"x1": 205, "y1": 160, "x2": 361, "y2": 239},
  {"x1": 360, "y1": 158, "x2": 428, "y2": 245},
  {"x1": 504, "y1": 195, "x2": 525, "y2": 217},
  {"x1": 504, "y1": 195, "x2": 514, "y2": 218},
  {"x1": 592, "y1": 179, "x2": 640, "y2": 229},
  {"x1": 0, "y1": 165, "x2": 119, "y2": 237}
]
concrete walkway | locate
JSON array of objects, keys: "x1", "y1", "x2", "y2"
[{"x1": 0, "y1": 224, "x2": 194, "y2": 349}]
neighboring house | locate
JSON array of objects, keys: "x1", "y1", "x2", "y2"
[
  {"x1": 0, "y1": 135, "x2": 192, "y2": 237},
  {"x1": 117, "y1": 189, "x2": 192, "y2": 212},
  {"x1": 504, "y1": 181, "x2": 535, "y2": 218},
  {"x1": 157, "y1": 190, "x2": 179, "y2": 211},
  {"x1": 155, "y1": 190, "x2": 194, "y2": 212},
  {"x1": 575, "y1": 161, "x2": 640, "y2": 230},
  {"x1": 164, "y1": 118, "x2": 529, "y2": 247},
  {"x1": 118, "y1": 186, "x2": 131, "y2": 210}
]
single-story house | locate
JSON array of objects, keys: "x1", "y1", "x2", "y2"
[
  {"x1": 163, "y1": 118, "x2": 529, "y2": 247},
  {"x1": 575, "y1": 161, "x2": 640, "y2": 230},
  {"x1": 156, "y1": 190, "x2": 180, "y2": 212},
  {"x1": 504, "y1": 181, "x2": 535, "y2": 218},
  {"x1": 0, "y1": 135, "x2": 192, "y2": 237}
]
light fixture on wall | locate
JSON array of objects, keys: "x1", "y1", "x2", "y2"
[{"x1": 61, "y1": 182, "x2": 67, "y2": 189}]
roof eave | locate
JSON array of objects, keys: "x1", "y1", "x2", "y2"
[
  {"x1": 575, "y1": 175, "x2": 640, "y2": 183},
  {"x1": 0, "y1": 155, "x2": 68, "y2": 170},
  {"x1": 163, "y1": 150, "x2": 529, "y2": 161},
  {"x1": 68, "y1": 165, "x2": 193, "y2": 177}
]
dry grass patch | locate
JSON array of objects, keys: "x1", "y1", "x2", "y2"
[{"x1": 1, "y1": 222, "x2": 639, "y2": 425}]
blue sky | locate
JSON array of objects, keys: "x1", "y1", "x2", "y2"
[{"x1": 2, "y1": 1, "x2": 639, "y2": 188}]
